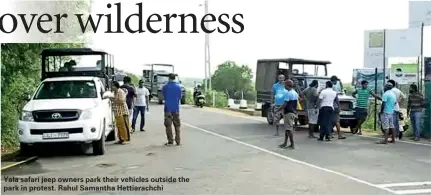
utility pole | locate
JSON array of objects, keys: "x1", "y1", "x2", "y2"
[{"x1": 204, "y1": 0, "x2": 211, "y2": 91}]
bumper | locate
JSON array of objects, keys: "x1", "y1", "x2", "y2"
[{"x1": 18, "y1": 119, "x2": 102, "y2": 144}]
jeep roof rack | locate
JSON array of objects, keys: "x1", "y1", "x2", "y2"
[
  {"x1": 257, "y1": 58, "x2": 331, "y2": 65},
  {"x1": 41, "y1": 48, "x2": 108, "y2": 56}
]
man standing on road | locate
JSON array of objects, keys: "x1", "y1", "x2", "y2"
[
  {"x1": 162, "y1": 73, "x2": 182, "y2": 146},
  {"x1": 272, "y1": 74, "x2": 287, "y2": 136},
  {"x1": 378, "y1": 83, "x2": 397, "y2": 144},
  {"x1": 407, "y1": 84, "x2": 425, "y2": 141},
  {"x1": 387, "y1": 80, "x2": 406, "y2": 140},
  {"x1": 301, "y1": 80, "x2": 319, "y2": 138},
  {"x1": 352, "y1": 80, "x2": 381, "y2": 135},
  {"x1": 131, "y1": 79, "x2": 150, "y2": 132},
  {"x1": 276, "y1": 80, "x2": 298, "y2": 149},
  {"x1": 120, "y1": 76, "x2": 137, "y2": 131},
  {"x1": 330, "y1": 76, "x2": 346, "y2": 139},
  {"x1": 316, "y1": 81, "x2": 337, "y2": 141}
]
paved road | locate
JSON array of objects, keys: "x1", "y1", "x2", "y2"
[{"x1": 2, "y1": 103, "x2": 431, "y2": 195}]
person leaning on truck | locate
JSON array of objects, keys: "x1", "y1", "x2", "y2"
[
  {"x1": 272, "y1": 74, "x2": 287, "y2": 136},
  {"x1": 352, "y1": 80, "x2": 381, "y2": 135}
]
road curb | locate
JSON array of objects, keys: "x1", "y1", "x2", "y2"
[{"x1": 1, "y1": 156, "x2": 38, "y2": 171}]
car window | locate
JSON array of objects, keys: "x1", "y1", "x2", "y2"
[{"x1": 34, "y1": 80, "x2": 97, "y2": 99}]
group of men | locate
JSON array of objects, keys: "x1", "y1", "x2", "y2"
[
  {"x1": 271, "y1": 74, "x2": 425, "y2": 147},
  {"x1": 118, "y1": 76, "x2": 151, "y2": 134},
  {"x1": 111, "y1": 74, "x2": 183, "y2": 146}
]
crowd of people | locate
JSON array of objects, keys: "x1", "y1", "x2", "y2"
[
  {"x1": 109, "y1": 74, "x2": 183, "y2": 146},
  {"x1": 271, "y1": 74, "x2": 426, "y2": 149}
]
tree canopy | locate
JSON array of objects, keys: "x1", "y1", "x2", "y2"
[{"x1": 211, "y1": 61, "x2": 253, "y2": 97}]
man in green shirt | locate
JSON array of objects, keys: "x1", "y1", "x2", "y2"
[{"x1": 352, "y1": 80, "x2": 381, "y2": 135}]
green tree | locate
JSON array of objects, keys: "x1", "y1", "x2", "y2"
[{"x1": 211, "y1": 61, "x2": 253, "y2": 97}]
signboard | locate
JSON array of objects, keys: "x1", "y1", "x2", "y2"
[
  {"x1": 353, "y1": 68, "x2": 386, "y2": 95},
  {"x1": 409, "y1": 1, "x2": 431, "y2": 28},
  {"x1": 364, "y1": 30, "x2": 385, "y2": 68},
  {"x1": 384, "y1": 28, "x2": 422, "y2": 58},
  {"x1": 425, "y1": 57, "x2": 431, "y2": 81},
  {"x1": 390, "y1": 63, "x2": 418, "y2": 84}
]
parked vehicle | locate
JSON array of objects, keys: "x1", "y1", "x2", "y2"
[
  {"x1": 142, "y1": 64, "x2": 186, "y2": 104},
  {"x1": 254, "y1": 58, "x2": 357, "y2": 131},
  {"x1": 19, "y1": 48, "x2": 116, "y2": 156}
]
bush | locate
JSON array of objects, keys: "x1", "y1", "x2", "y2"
[{"x1": 204, "y1": 90, "x2": 228, "y2": 108}]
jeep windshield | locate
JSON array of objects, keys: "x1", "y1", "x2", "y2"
[
  {"x1": 34, "y1": 80, "x2": 97, "y2": 99},
  {"x1": 305, "y1": 78, "x2": 342, "y2": 93}
]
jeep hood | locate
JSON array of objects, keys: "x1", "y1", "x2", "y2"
[
  {"x1": 338, "y1": 94, "x2": 355, "y2": 101},
  {"x1": 23, "y1": 99, "x2": 99, "y2": 111}
]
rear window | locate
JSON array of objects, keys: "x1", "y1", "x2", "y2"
[{"x1": 34, "y1": 80, "x2": 97, "y2": 99}]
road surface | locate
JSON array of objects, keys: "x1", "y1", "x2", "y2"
[{"x1": 2, "y1": 103, "x2": 431, "y2": 195}]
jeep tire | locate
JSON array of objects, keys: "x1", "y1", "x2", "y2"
[{"x1": 93, "y1": 120, "x2": 106, "y2": 155}]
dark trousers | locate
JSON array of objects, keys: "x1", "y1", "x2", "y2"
[
  {"x1": 164, "y1": 112, "x2": 181, "y2": 144},
  {"x1": 131, "y1": 106, "x2": 146, "y2": 130},
  {"x1": 318, "y1": 106, "x2": 334, "y2": 139}
]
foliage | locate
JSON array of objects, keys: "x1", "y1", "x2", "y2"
[
  {"x1": 343, "y1": 83, "x2": 355, "y2": 96},
  {"x1": 211, "y1": 61, "x2": 253, "y2": 98},
  {"x1": 204, "y1": 90, "x2": 228, "y2": 108}
]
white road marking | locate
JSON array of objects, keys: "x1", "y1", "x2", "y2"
[
  {"x1": 192, "y1": 106, "x2": 431, "y2": 147},
  {"x1": 183, "y1": 122, "x2": 397, "y2": 194},
  {"x1": 394, "y1": 189, "x2": 431, "y2": 195},
  {"x1": 375, "y1": 181, "x2": 431, "y2": 188}
]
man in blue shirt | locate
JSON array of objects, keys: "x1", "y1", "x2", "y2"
[
  {"x1": 378, "y1": 83, "x2": 397, "y2": 144},
  {"x1": 162, "y1": 74, "x2": 182, "y2": 146},
  {"x1": 271, "y1": 74, "x2": 286, "y2": 136},
  {"x1": 276, "y1": 80, "x2": 298, "y2": 149}
]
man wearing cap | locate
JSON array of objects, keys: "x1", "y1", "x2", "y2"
[{"x1": 378, "y1": 83, "x2": 397, "y2": 144}]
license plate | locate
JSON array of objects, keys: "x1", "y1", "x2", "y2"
[
  {"x1": 340, "y1": 111, "x2": 354, "y2": 116},
  {"x1": 42, "y1": 132, "x2": 69, "y2": 139}
]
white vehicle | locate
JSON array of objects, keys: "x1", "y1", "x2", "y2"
[
  {"x1": 19, "y1": 77, "x2": 115, "y2": 155},
  {"x1": 18, "y1": 77, "x2": 115, "y2": 155},
  {"x1": 19, "y1": 48, "x2": 117, "y2": 156}
]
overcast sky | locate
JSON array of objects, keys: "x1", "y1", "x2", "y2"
[{"x1": 89, "y1": 0, "x2": 430, "y2": 82}]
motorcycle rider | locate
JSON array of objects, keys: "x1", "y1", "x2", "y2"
[{"x1": 193, "y1": 84, "x2": 202, "y2": 105}]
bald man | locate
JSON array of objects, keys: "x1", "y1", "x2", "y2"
[{"x1": 276, "y1": 80, "x2": 298, "y2": 149}]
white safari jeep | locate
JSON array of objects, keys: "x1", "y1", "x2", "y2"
[{"x1": 19, "y1": 76, "x2": 115, "y2": 155}]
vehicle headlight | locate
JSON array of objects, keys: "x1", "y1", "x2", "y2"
[
  {"x1": 352, "y1": 101, "x2": 357, "y2": 109},
  {"x1": 80, "y1": 108, "x2": 95, "y2": 120},
  {"x1": 20, "y1": 111, "x2": 34, "y2": 122}
]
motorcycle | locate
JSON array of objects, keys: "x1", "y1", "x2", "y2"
[{"x1": 194, "y1": 91, "x2": 205, "y2": 108}]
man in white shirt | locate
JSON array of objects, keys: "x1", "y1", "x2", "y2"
[
  {"x1": 387, "y1": 80, "x2": 406, "y2": 139},
  {"x1": 316, "y1": 81, "x2": 337, "y2": 141},
  {"x1": 131, "y1": 79, "x2": 150, "y2": 132}
]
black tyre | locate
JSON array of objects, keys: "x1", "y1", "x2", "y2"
[
  {"x1": 93, "y1": 120, "x2": 106, "y2": 155},
  {"x1": 19, "y1": 142, "x2": 33, "y2": 157},
  {"x1": 298, "y1": 116, "x2": 307, "y2": 126},
  {"x1": 158, "y1": 98, "x2": 163, "y2": 104},
  {"x1": 181, "y1": 97, "x2": 186, "y2": 104}
]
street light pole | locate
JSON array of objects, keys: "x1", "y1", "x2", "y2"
[{"x1": 203, "y1": 0, "x2": 211, "y2": 91}]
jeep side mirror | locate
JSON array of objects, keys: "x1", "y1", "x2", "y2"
[
  {"x1": 23, "y1": 94, "x2": 31, "y2": 101},
  {"x1": 179, "y1": 81, "x2": 182, "y2": 84},
  {"x1": 344, "y1": 89, "x2": 347, "y2": 94}
]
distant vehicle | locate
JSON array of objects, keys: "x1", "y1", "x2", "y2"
[
  {"x1": 142, "y1": 64, "x2": 186, "y2": 104},
  {"x1": 255, "y1": 58, "x2": 356, "y2": 131},
  {"x1": 19, "y1": 48, "x2": 116, "y2": 156}
]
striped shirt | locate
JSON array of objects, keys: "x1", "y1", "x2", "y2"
[
  {"x1": 356, "y1": 88, "x2": 371, "y2": 108},
  {"x1": 408, "y1": 93, "x2": 425, "y2": 112}
]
